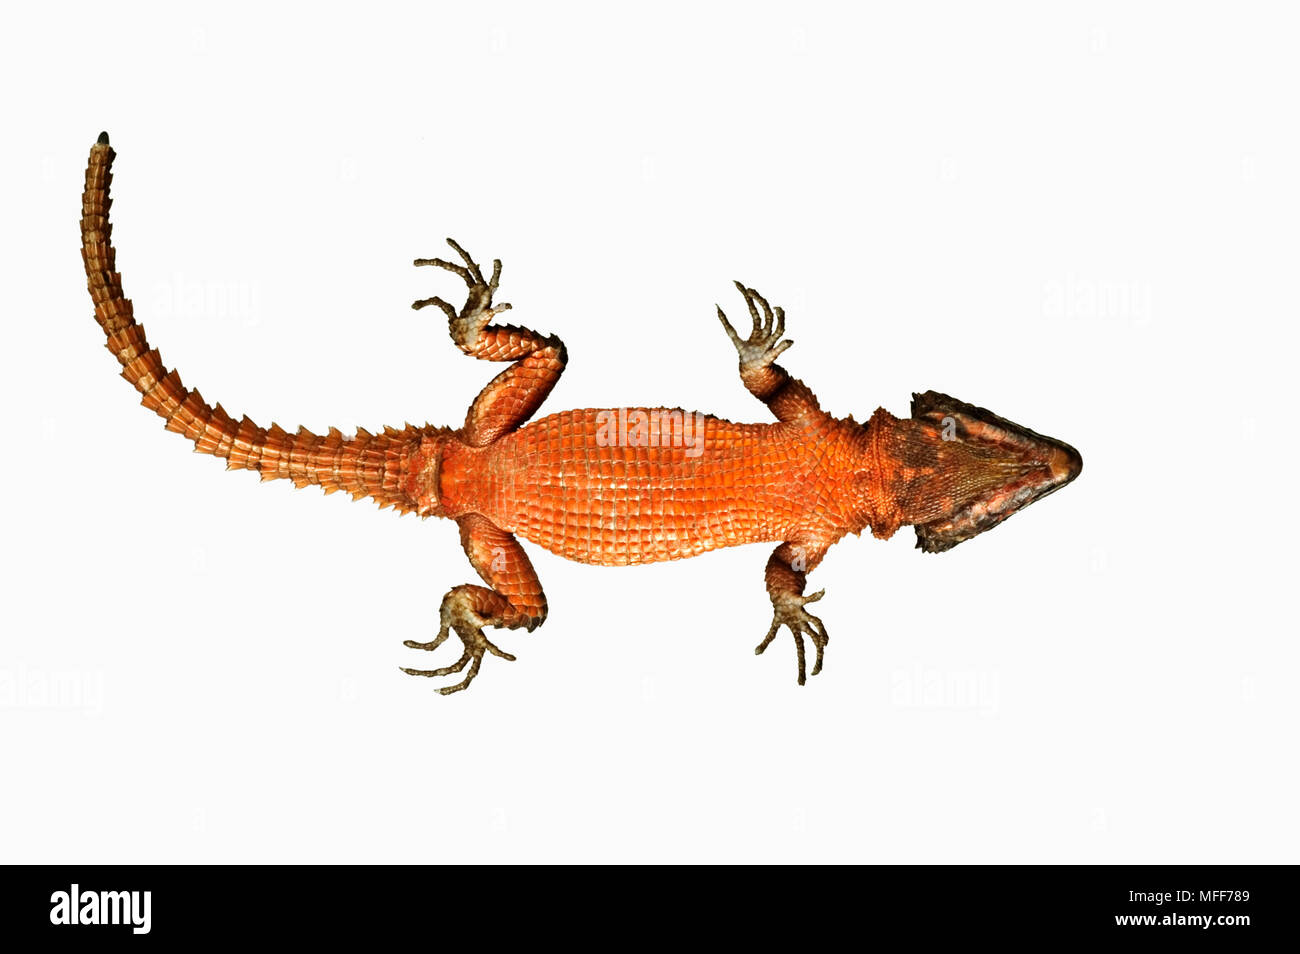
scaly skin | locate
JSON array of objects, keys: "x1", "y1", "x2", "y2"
[{"x1": 81, "y1": 135, "x2": 1082, "y2": 694}]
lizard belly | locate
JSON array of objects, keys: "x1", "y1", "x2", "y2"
[{"x1": 453, "y1": 409, "x2": 808, "y2": 566}]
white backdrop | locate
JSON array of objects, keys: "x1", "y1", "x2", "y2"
[{"x1": 2, "y1": 2, "x2": 1295, "y2": 863}]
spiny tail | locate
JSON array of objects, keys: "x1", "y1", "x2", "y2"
[{"x1": 81, "y1": 133, "x2": 424, "y2": 514}]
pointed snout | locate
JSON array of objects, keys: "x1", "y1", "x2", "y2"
[{"x1": 1048, "y1": 442, "x2": 1083, "y2": 485}]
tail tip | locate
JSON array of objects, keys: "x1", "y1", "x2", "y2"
[{"x1": 96, "y1": 130, "x2": 110, "y2": 145}]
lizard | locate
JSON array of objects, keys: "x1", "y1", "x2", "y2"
[{"x1": 80, "y1": 133, "x2": 1082, "y2": 695}]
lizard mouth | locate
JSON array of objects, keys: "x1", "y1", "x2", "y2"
[{"x1": 909, "y1": 391, "x2": 1082, "y2": 553}]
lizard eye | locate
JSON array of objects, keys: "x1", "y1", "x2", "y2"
[{"x1": 910, "y1": 391, "x2": 1081, "y2": 553}]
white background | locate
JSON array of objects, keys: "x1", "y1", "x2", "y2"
[{"x1": 2, "y1": 2, "x2": 1296, "y2": 863}]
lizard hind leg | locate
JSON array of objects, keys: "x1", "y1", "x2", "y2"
[
  {"x1": 413, "y1": 238, "x2": 566, "y2": 446},
  {"x1": 401, "y1": 514, "x2": 547, "y2": 695}
]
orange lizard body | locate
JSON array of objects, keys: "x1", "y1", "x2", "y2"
[{"x1": 80, "y1": 135, "x2": 1082, "y2": 693}]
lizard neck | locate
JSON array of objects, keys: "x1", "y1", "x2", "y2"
[{"x1": 858, "y1": 407, "x2": 906, "y2": 539}]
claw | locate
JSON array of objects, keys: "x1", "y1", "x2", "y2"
[
  {"x1": 402, "y1": 615, "x2": 516, "y2": 694},
  {"x1": 404, "y1": 630, "x2": 451, "y2": 653},
  {"x1": 413, "y1": 256, "x2": 472, "y2": 284},
  {"x1": 755, "y1": 618, "x2": 781, "y2": 656},
  {"x1": 413, "y1": 239, "x2": 497, "y2": 294},
  {"x1": 413, "y1": 239, "x2": 509, "y2": 352},
  {"x1": 411, "y1": 295, "x2": 458, "y2": 320},
  {"x1": 402, "y1": 646, "x2": 470, "y2": 678},
  {"x1": 433, "y1": 656, "x2": 483, "y2": 695},
  {"x1": 722, "y1": 304, "x2": 743, "y2": 348},
  {"x1": 482, "y1": 639, "x2": 517, "y2": 661},
  {"x1": 734, "y1": 279, "x2": 761, "y2": 333},
  {"x1": 401, "y1": 643, "x2": 480, "y2": 695},
  {"x1": 720, "y1": 283, "x2": 795, "y2": 371},
  {"x1": 445, "y1": 237, "x2": 487, "y2": 286},
  {"x1": 756, "y1": 592, "x2": 830, "y2": 685}
]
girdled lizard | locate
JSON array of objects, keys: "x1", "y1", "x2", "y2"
[{"x1": 80, "y1": 134, "x2": 1082, "y2": 694}]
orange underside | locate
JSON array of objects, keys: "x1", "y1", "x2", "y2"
[{"x1": 437, "y1": 408, "x2": 870, "y2": 566}]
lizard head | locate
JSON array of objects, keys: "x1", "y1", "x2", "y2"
[{"x1": 887, "y1": 391, "x2": 1082, "y2": 553}]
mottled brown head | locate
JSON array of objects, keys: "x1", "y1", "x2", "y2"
[{"x1": 889, "y1": 391, "x2": 1082, "y2": 553}]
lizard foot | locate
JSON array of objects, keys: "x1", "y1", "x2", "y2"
[
  {"x1": 400, "y1": 586, "x2": 517, "y2": 695},
  {"x1": 755, "y1": 589, "x2": 829, "y2": 686},
  {"x1": 717, "y1": 281, "x2": 793, "y2": 374},
  {"x1": 412, "y1": 238, "x2": 512, "y2": 352}
]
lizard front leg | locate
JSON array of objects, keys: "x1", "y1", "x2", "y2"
[
  {"x1": 756, "y1": 541, "x2": 832, "y2": 685},
  {"x1": 402, "y1": 514, "x2": 547, "y2": 695},
  {"x1": 717, "y1": 282, "x2": 827, "y2": 427},
  {"x1": 413, "y1": 238, "x2": 566, "y2": 445}
]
